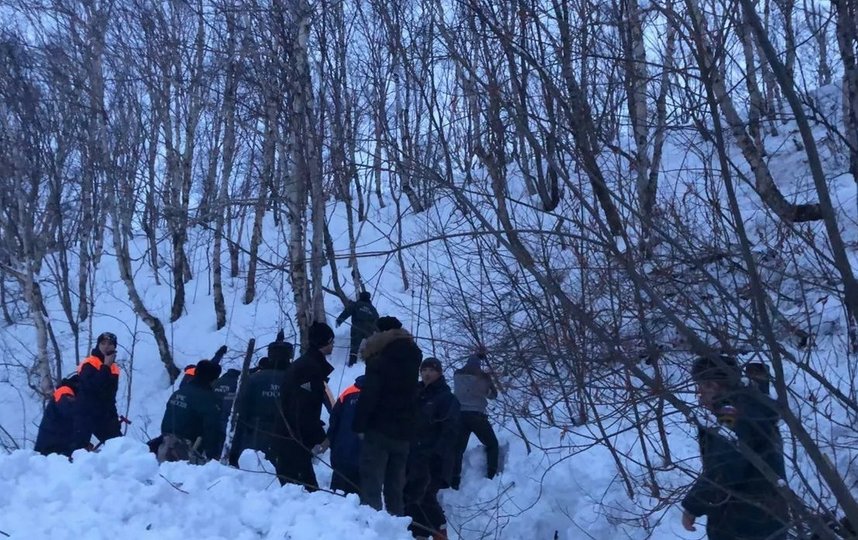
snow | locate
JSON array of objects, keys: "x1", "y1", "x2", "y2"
[
  {"x1": 0, "y1": 76, "x2": 856, "y2": 539},
  {"x1": 0, "y1": 439, "x2": 411, "y2": 540}
]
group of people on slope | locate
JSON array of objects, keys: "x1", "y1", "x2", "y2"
[{"x1": 36, "y1": 292, "x2": 502, "y2": 540}]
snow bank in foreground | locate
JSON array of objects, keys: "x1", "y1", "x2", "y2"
[{"x1": 0, "y1": 438, "x2": 411, "y2": 540}]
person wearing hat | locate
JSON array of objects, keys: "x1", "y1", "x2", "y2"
[
  {"x1": 354, "y1": 315, "x2": 422, "y2": 515},
  {"x1": 405, "y1": 357, "x2": 460, "y2": 540},
  {"x1": 336, "y1": 291, "x2": 379, "y2": 366},
  {"x1": 451, "y1": 351, "x2": 499, "y2": 488},
  {"x1": 179, "y1": 345, "x2": 229, "y2": 389},
  {"x1": 76, "y1": 332, "x2": 122, "y2": 447},
  {"x1": 35, "y1": 374, "x2": 81, "y2": 457},
  {"x1": 158, "y1": 360, "x2": 224, "y2": 464},
  {"x1": 228, "y1": 334, "x2": 295, "y2": 466},
  {"x1": 275, "y1": 321, "x2": 336, "y2": 489},
  {"x1": 681, "y1": 354, "x2": 789, "y2": 540}
]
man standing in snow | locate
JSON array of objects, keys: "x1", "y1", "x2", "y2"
[
  {"x1": 229, "y1": 335, "x2": 294, "y2": 466},
  {"x1": 405, "y1": 357, "x2": 460, "y2": 540},
  {"x1": 76, "y1": 332, "x2": 122, "y2": 448},
  {"x1": 276, "y1": 322, "x2": 335, "y2": 489},
  {"x1": 451, "y1": 350, "x2": 499, "y2": 488},
  {"x1": 681, "y1": 354, "x2": 789, "y2": 540},
  {"x1": 354, "y1": 315, "x2": 422, "y2": 515},
  {"x1": 159, "y1": 360, "x2": 224, "y2": 463},
  {"x1": 326, "y1": 375, "x2": 366, "y2": 495},
  {"x1": 336, "y1": 291, "x2": 379, "y2": 366}
]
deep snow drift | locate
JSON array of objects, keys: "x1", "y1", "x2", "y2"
[{"x1": 0, "y1": 438, "x2": 412, "y2": 540}]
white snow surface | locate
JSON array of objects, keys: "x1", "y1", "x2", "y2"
[{"x1": 0, "y1": 439, "x2": 411, "y2": 540}]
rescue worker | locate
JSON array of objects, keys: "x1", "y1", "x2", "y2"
[
  {"x1": 336, "y1": 291, "x2": 379, "y2": 366},
  {"x1": 76, "y1": 332, "x2": 122, "y2": 447},
  {"x1": 681, "y1": 354, "x2": 790, "y2": 540},
  {"x1": 354, "y1": 315, "x2": 422, "y2": 515},
  {"x1": 326, "y1": 375, "x2": 365, "y2": 495},
  {"x1": 451, "y1": 351, "x2": 499, "y2": 488},
  {"x1": 229, "y1": 337, "x2": 294, "y2": 466},
  {"x1": 276, "y1": 322, "x2": 335, "y2": 490},
  {"x1": 34, "y1": 374, "x2": 81, "y2": 457},
  {"x1": 405, "y1": 357, "x2": 460, "y2": 540},
  {"x1": 158, "y1": 360, "x2": 223, "y2": 464},
  {"x1": 213, "y1": 367, "x2": 240, "y2": 429},
  {"x1": 179, "y1": 345, "x2": 228, "y2": 388}
]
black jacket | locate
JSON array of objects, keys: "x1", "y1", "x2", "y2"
[
  {"x1": 35, "y1": 384, "x2": 80, "y2": 456},
  {"x1": 412, "y1": 377, "x2": 460, "y2": 481},
  {"x1": 353, "y1": 328, "x2": 422, "y2": 441},
  {"x1": 279, "y1": 348, "x2": 335, "y2": 447},
  {"x1": 336, "y1": 300, "x2": 379, "y2": 337},
  {"x1": 682, "y1": 390, "x2": 789, "y2": 540},
  {"x1": 160, "y1": 379, "x2": 224, "y2": 460}
]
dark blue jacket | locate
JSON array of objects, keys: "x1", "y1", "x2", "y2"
[
  {"x1": 76, "y1": 348, "x2": 121, "y2": 444},
  {"x1": 336, "y1": 300, "x2": 379, "y2": 337},
  {"x1": 682, "y1": 390, "x2": 789, "y2": 540},
  {"x1": 213, "y1": 368, "x2": 240, "y2": 432},
  {"x1": 34, "y1": 384, "x2": 81, "y2": 456},
  {"x1": 327, "y1": 376, "x2": 365, "y2": 471},
  {"x1": 160, "y1": 379, "x2": 224, "y2": 460},
  {"x1": 411, "y1": 376, "x2": 460, "y2": 484},
  {"x1": 231, "y1": 367, "x2": 288, "y2": 462}
]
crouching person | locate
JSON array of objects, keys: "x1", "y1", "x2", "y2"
[
  {"x1": 35, "y1": 374, "x2": 82, "y2": 457},
  {"x1": 158, "y1": 360, "x2": 223, "y2": 464}
]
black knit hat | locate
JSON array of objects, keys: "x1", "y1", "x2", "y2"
[
  {"x1": 268, "y1": 341, "x2": 294, "y2": 369},
  {"x1": 691, "y1": 354, "x2": 740, "y2": 386},
  {"x1": 97, "y1": 332, "x2": 117, "y2": 346},
  {"x1": 420, "y1": 357, "x2": 443, "y2": 372},
  {"x1": 359, "y1": 291, "x2": 371, "y2": 301},
  {"x1": 308, "y1": 322, "x2": 335, "y2": 349},
  {"x1": 194, "y1": 360, "x2": 222, "y2": 384},
  {"x1": 377, "y1": 316, "x2": 403, "y2": 332}
]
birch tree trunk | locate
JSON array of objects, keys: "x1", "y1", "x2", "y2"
[
  {"x1": 832, "y1": 0, "x2": 858, "y2": 196},
  {"x1": 245, "y1": 96, "x2": 276, "y2": 305},
  {"x1": 213, "y1": 9, "x2": 239, "y2": 329},
  {"x1": 686, "y1": 0, "x2": 822, "y2": 222},
  {"x1": 620, "y1": 0, "x2": 652, "y2": 253}
]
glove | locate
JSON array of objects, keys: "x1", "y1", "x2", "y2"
[
  {"x1": 335, "y1": 321, "x2": 342, "y2": 328},
  {"x1": 212, "y1": 345, "x2": 228, "y2": 365}
]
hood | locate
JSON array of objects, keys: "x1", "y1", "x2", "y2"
[{"x1": 362, "y1": 328, "x2": 414, "y2": 361}]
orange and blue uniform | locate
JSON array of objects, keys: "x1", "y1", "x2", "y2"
[
  {"x1": 34, "y1": 380, "x2": 80, "y2": 456},
  {"x1": 76, "y1": 349, "x2": 121, "y2": 444},
  {"x1": 327, "y1": 376, "x2": 365, "y2": 494}
]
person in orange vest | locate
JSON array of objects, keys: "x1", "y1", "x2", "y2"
[
  {"x1": 179, "y1": 345, "x2": 228, "y2": 388},
  {"x1": 76, "y1": 332, "x2": 122, "y2": 447},
  {"x1": 326, "y1": 375, "x2": 365, "y2": 495},
  {"x1": 34, "y1": 374, "x2": 81, "y2": 457}
]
